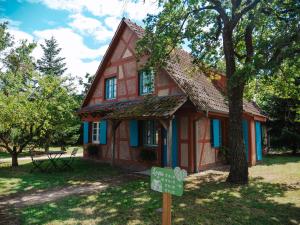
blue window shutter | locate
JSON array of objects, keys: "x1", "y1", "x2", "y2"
[
  {"x1": 212, "y1": 119, "x2": 220, "y2": 148},
  {"x1": 100, "y1": 120, "x2": 107, "y2": 144},
  {"x1": 242, "y1": 120, "x2": 249, "y2": 161},
  {"x1": 130, "y1": 120, "x2": 139, "y2": 147},
  {"x1": 83, "y1": 122, "x2": 89, "y2": 144},
  {"x1": 255, "y1": 121, "x2": 262, "y2": 160},
  {"x1": 219, "y1": 121, "x2": 222, "y2": 147},
  {"x1": 172, "y1": 118, "x2": 178, "y2": 168}
]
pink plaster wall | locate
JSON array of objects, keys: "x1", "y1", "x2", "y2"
[
  {"x1": 86, "y1": 26, "x2": 183, "y2": 106},
  {"x1": 195, "y1": 117, "x2": 218, "y2": 170}
]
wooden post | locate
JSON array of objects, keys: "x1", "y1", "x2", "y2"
[
  {"x1": 111, "y1": 121, "x2": 116, "y2": 166},
  {"x1": 110, "y1": 120, "x2": 120, "y2": 167},
  {"x1": 167, "y1": 119, "x2": 173, "y2": 168},
  {"x1": 162, "y1": 192, "x2": 172, "y2": 225}
]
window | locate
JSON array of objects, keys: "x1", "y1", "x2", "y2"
[
  {"x1": 105, "y1": 77, "x2": 117, "y2": 99},
  {"x1": 92, "y1": 122, "x2": 100, "y2": 143},
  {"x1": 142, "y1": 120, "x2": 158, "y2": 146},
  {"x1": 139, "y1": 69, "x2": 154, "y2": 95}
]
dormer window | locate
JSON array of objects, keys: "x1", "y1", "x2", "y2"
[
  {"x1": 139, "y1": 69, "x2": 154, "y2": 95},
  {"x1": 105, "y1": 77, "x2": 117, "y2": 100}
]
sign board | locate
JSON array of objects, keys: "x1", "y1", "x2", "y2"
[{"x1": 151, "y1": 167, "x2": 187, "y2": 197}]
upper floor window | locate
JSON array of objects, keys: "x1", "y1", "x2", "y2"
[
  {"x1": 139, "y1": 69, "x2": 154, "y2": 95},
  {"x1": 105, "y1": 77, "x2": 117, "y2": 100},
  {"x1": 92, "y1": 122, "x2": 100, "y2": 143},
  {"x1": 142, "y1": 120, "x2": 158, "y2": 146}
]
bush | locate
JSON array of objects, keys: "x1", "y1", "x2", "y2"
[
  {"x1": 140, "y1": 148, "x2": 157, "y2": 161},
  {"x1": 87, "y1": 145, "x2": 99, "y2": 157}
]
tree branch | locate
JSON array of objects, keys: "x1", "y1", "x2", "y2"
[
  {"x1": 231, "y1": 0, "x2": 242, "y2": 12},
  {"x1": 0, "y1": 135, "x2": 12, "y2": 153},
  {"x1": 233, "y1": 0, "x2": 261, "y2": 26},
  {"x1": 214, "y1": 15, "x2": 222, "y2": 41},
  {"x1": 207, "y1": 0, "x2": 229, "y2": 23}
]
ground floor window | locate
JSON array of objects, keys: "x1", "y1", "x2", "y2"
[
  {"x1": 92, "y1": 122, "x2": 100, "y2": 143},
  {"x1": 142, "y1": 120, "x2": 158, "y2": 147}
]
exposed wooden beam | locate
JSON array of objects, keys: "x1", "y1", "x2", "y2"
[
  {"x1": 158, "y1": 119, "x2": 168, "y2": 130},
  {"x1": 110, "y1": 120, "x2": 121, "y2": 167}
]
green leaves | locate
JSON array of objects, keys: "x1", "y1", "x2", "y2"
[
  {"x1": 37, "y1": 36, "x2": 67, "y2": 76},
  {"x1": 0, "y1": 23, "x2": 80, "y2": 155}
]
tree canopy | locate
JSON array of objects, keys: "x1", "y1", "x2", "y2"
[
  {"x1": 138, "y1": 0, "x2": 300, "y2": 184},
  {"x1": 0, "y1": 23, "x2": 80, "y2": 167}
]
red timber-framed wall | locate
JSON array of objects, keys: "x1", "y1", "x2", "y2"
[{"x1": 81, "y1": 23, "x2": 185, "y2": 169}]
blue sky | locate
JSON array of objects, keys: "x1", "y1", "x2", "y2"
[{"x1": 0, "y1": 0, "x2": 160, "y2": 89}]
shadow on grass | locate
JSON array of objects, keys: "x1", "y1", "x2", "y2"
[
  {"x1": 0, "y1": 150, "x2": 31, "y2": 159},
  {"x1": 18, "y1": 174, "x2": 300, "y2": 225},
  {"x1": 261, "y1": 155, "x2": 300, "y2": 166},
  {"x1": 0, "y1": 158, "x2": 122, "y2": 199}
]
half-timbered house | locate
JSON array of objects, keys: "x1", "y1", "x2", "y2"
[{"x1": 78, "y1": 18, "x2": 267, "y2": 173}]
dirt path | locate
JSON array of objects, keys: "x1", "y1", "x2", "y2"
[{"x1": 0, "y1": 173, "x2": 144, "y2": 209}]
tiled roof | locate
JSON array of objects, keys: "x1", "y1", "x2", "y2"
[
  {"x1": 124, "y1": 19, "x2": 264, "y2": 117},
  {"x1": 124, "y1": 18, "x2": 145, "y2": 38},
  {"x1": 78, "y1": 95, "x2": 187, "y2": 120}
]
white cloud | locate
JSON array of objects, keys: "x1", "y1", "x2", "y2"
[
  {"x1": 33, "y1": 27, "x2": 108, "y2": 77},
  {"x1": 125, "y1": 0, "x2": 160, "y2": 21},
  {"x1": 31, "y1": 0, "x2": 160, "y2": 21},
  {"x1": 0, "y1": 18, "x2": 22, "y2": 28},
  {"x1": 6, "y1": 25, "x2": 108, "y2": 91},
  {"x1": 104, "y1": 16, "x2": 121, "y2": 31},
  {"x1": 9, "y1": 29, "x2": 34, "y2": 43},
  {"x1": 69, "y1": 13, "x2": 114, "y2": 41}
]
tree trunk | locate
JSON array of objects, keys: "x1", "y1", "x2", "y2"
[
  {"x1": 11, "y1": 149, "x2": 18, "y2": 167},
  {"x1": 226, "y1": 85, "x2": 248, "y2": 184},
  {"x1": 223, "y1": 24, "x2": 248, "y2": 184}
]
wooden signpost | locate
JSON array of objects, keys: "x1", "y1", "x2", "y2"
[{"x1": 151, "y1": 167, "x2": 187, "y2": 225}]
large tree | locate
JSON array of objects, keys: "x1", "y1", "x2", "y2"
[
  {"x1": 138, "y1": 0, "x2": 300, "y2": 183},
  {"x1": 37, "y1": 36, "x2": 67, "y2": 76}
]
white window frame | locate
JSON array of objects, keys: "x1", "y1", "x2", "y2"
[
  {"x1": 92, "y1": 122, "x2": 100, "y2": 143},
  {"x1": 139, "y1": 70, "x2": 154, "y2": 95},
  {"x1": 143, "y1": 120, "x2": 158, "y2": 147},
  {"x1": 105, "y1": 77, "x2": 117, "y2": 100}
]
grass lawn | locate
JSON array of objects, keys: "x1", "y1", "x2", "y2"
[
  {"x1": 17, "y1": 155, "x2": 300, "y2": 225},
  {"x1": 0, "y1": 158, "x2": 121, "y2": 198},
  {"x1": 0, "y1": 146, "x2": 83, "y2": 159}
]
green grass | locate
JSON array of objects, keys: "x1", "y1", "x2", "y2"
[
  {"x1": 0, "y1": 150, "x2": 31, "y2": 158},
  {"x1": 0, "y1": 158, "x2": 120, "y2": 198},
  {"x1": 0, "y1": 146, "x2": 83, "y2": 159},
  {"x1": 17, "y1": 155, "x2": 300, "y2": 225}
]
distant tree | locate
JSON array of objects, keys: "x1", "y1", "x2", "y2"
[
  {"x1": 37, "y1": 36, "x2": 67, "y2": 76},
  {"x1": 245, "y1": 58, "x2": 300, "y2": 154},
  {"x1": 137, "y1": 0, "x2": 300, "y2": 184},
  {"x1": 79, "y1": 73, "x2": 95, "y2": 96}
]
